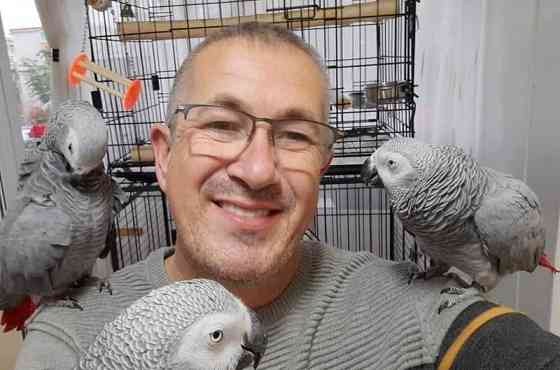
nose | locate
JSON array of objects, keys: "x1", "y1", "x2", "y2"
[{"x1": 226, "y1": 124, "x2": 279, "y2": 190}]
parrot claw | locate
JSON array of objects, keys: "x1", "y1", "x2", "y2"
[
  {"x1": 407, "y1": 269, "x2": 423, "y2": 285},
  {"x1": 438, "y1": 299, "x2": 457, "y2": 314},
  {"x1": 61, "y1": 297, "x2": 84, "y2": 311},
  {"x1": 438, "y1": 291, "x2": 465, "y2": 314},
  {"x1": 444, "y1": 268, "x2": 482, "y2": 290},
  {"x1": 438, "y1": 283, "x2": 481, "y2": 314},
  {"x1": 440, "y1": 287, "x2": 465, "y2": 295},
  {"x1": 98, "y1": 280, "x2": 113, "y2": 295},
  {"x1": 31, "y1": 193, "x2": 56, "y2": 207},
  {"x1": 44, "y1": 296, "x2": 84, "y2": 311},
  {"x1": 408, "y1": 265, "x2": 447, "y2": 284}
]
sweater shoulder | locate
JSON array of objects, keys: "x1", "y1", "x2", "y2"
[
  {"x1": 309, "y1": 240, "x2": 419, "y2": 284},
  {"x1": 283, "y1": 242, "x2": 484, "y2": 369},
  {"x1": 24, "y1": 247, "x2": 172, "y2": 354}
]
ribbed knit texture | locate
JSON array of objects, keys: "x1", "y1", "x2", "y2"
[{"x1": 19, "y1": 242, "x2": 482, "y2": 370}]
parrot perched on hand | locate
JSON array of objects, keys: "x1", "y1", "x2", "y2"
[
  {"x1": 0, "y1": 99, "x2": 126, "y2": 332},
  {"x1": 361, "y1": 137, "x2": 558, "y2": 292},
  {"x1": 77, "y1": 279, "x2": 267, "y2": 370}
]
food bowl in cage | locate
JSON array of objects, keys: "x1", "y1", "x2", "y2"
[
  {"x1": 365, "y1": 81, "x2": 412, "y2": 107},
  {"x1": 349, "y1": 91, "x2": 366, "y2": 109}
]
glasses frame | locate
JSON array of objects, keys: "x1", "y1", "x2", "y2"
[{"x1": 174, "y1": 104, "x2": 344, "y2": 150}]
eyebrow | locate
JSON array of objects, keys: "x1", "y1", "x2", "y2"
[{"x1": 208, "y1": 93, "x2": 321, "y2": 123}]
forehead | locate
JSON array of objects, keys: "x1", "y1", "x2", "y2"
[{"x1": 182, "y1": 38, "x2": 326, "y2": 119}]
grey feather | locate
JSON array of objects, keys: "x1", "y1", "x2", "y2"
[
  {"x1": 362, "y1": 137, "x2": 546, "y2": 291},
  {"x1": 0, "y1": 100, "x2": 118, "y2": 312},
  {"x1": 17, "y1": 141, "x2": 46, "y2": 191},
  {"x1": 77, "y1": 279, "x2": 267, "y2": 370}
]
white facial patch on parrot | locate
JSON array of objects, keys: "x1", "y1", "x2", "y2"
[
  {"x1": 59, "y1": 128, "x2": 105, "y2": 176},
  {"x1": 59, "y1": 128, "x2": 89, "y2": 175},
  {"x1": 170, "y1": 310, "x2": 252, "y2": 369},
  {"x1": 375, "y1": 151, "x2": 417, "y2": 193}
]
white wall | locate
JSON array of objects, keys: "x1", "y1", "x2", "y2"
[
  {"x1": 416, "y1": 0, "x2": 560, "y2": 331},
  {"x1": 0, "y1": 15, "x2": 24, "y2": 209}
]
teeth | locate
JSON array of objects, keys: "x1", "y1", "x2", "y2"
[{"x1": 220, "y1": 202, "x2": 271, "y2": 218}]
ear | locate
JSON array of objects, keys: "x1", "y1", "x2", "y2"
[
  {"x1": 319, "y1": 152, "x2": 333, "y2": 176},
  {"x1": 150, "y1": 124, "x2": 172, "y2": 193}
]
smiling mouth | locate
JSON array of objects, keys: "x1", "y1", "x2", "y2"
[{"x1": 214, "y1": 201, "x2": 281, "y2": 219}]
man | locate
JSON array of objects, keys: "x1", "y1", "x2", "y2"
[{"x1": 15, "y1": 22, "x2": 560, "y2": 369}]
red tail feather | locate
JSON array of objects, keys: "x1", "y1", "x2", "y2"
[
  {"x1": 539, "y1": 254, "x2": 560, "y2": 274},
  {"x1": 1, "y1": 296, "x2": 38, "y2": 332}
]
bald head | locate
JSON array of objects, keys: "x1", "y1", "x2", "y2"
[{"x1": 165, "y1": 23, "x2": 330, "y2": 137}]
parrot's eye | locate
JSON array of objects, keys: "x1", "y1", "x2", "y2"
[
  {"x1": 387, "y1": 159, "x2": 397, "y2": 168},
  {"x1": 209, "y1": 329, "x2": 224, "y2": 343},
  {"x1": 68, "y1": 143, "x2": 73, "y2": 153}
]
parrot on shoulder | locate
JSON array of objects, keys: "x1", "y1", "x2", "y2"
[
  {"x1": 0, "y1": 99, "x2": 126, "y2": 332},
  {"x1": 77, "y1": 279, "x2": 267, "y2": 370},
  {"x1": 361, "y1": 137, "x2": 558, "y2": 292}
]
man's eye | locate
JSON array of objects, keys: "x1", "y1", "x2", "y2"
[
  {"x1": 277, "y1": 130, "x2": 314, "y2": 144},
  {"x1": 204, "y1": 120, "x2": 241, "y2": 132}
]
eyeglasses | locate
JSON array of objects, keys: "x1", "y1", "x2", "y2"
[{"x1": 174, "y1": 104, "x2": 343, "y2": 170}]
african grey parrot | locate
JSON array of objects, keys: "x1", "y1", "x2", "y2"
[
  {"x1": 361, "y1": 137, "x2": 558, "y2": 292},
  {"x1": 0, "y1": 99, "x2": 126, "y2": 332},
  {"x1": 77, "y1": 279, "x2": 267, "y2": 370}
]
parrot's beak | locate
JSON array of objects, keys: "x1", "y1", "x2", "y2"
[
  {"x1": 238, "y1": 329, "x2": 267, "y2": 369},
  {"x1": 361, "y1": 155, "x2": 383, "y2": 186},
  {"x1": 239, "y1": 343, "x2": 263, "y2": 369}
]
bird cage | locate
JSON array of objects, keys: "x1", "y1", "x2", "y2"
[
  {"x1": 0, "y1": 173, "x2": 7, "y2": 219},
  {"x1": 84, "y1": 0, "x2": 420, "y2": 269}
]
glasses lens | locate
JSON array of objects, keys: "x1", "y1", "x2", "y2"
[
  {"x1": 178, "y1": 105, "x2": 334, "y2": 171},
  {"x1": 274, "y1": 120, "x2": 335, "y2": 151},
  {"x1": 184, "y1": 106, "x2": 251, "y2": 159},
  {"x1": 272, "y1": 120, "x2": 333, "y2": 170}
]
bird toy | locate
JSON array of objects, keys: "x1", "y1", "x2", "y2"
[{"x1": 68, "y1": 52, "x2": 141, "y2": 111}]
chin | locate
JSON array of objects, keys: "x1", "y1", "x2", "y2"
[
  {"x1": 203, "y1": 238, "x2": 296, "y2": 286},
  {"x1": 214, "y1": 249, "x2": 281, "y2": 284}
]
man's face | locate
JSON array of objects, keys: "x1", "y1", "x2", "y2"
[{"x1": 158, "y1": 39, "x2": 329, "y2": 284}]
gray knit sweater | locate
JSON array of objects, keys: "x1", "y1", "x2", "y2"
[{"x1": 14, "y1": 241, "x2": 482, "y2": 369}]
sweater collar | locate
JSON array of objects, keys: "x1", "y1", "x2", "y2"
[{"x1": 149, "y1": 241, "x2": 316, "y2": 326}]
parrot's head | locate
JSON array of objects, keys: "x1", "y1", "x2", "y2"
[
  {"x1": 48, "y1": 100, "x2": 108, "y2": 176},
  {"x1": 361, "y1": 137, "x2": 427, "y2": 202},
  {"x1": 170, "y1": 309, "x2": 266, "y2": 370},
  {"x1": 167, "y1": 281, "x2": 267, "y2": 370}
]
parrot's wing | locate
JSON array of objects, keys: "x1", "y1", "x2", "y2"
[
  {"x1": 0, "y1": 198, "x2": 73, "y2": 294},
  {"x1": 97, "y1": 222, "x2": 116, "y2": 260},
  {"x1": 111, "y1": 179, "x2": 129, "y2": 217},
  {"x1": 97, "y1": 179, "x2": 127, "y2": 260},
  {"x1": 474, "y1": 169, "x2": 545, "y2": 274},
  {"x1": 17, "y1": 142, "x2": 45, "y2": 190}
]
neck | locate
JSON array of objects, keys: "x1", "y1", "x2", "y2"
[{"x1": 165, "y1": 245, "x2": 301, "y2": 309}]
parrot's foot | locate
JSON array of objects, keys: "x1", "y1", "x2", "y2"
[
  {"x1": 31, "y1": 193, "x2": 55, "y2": 207},
  {"x1": 98, "y1": 279, "x2": 113, "y2": 295},
  {"x1": 43, "y1": 296, "x2": 84, "y2": 311},
  {"x1": 444, "y1": 268, "x2": 480, "y2": 290},
  {"x1": 72, "y1": 275, "x2": 95, "y2": 289},
  {"x1": 408, "y1": 272, "x2": 419, "y2": 285},
  {"x1": 408, "y1": 264, "x2": 450, "y2": 285},
  {"x1": 57, "y1": 297, "x2": 84, "y2": 311},
  {"x1": 438, "y1": 287, "x2": 468, "y2": 314},
  {"x1": 440, "y1": 286, "x2": 466, "y2": 295},
  {"x1": 438, "y1": 299, "x2": 457, "y2": 314}
]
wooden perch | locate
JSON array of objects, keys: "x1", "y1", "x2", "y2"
[
  {"x1": 117, "y1": 0, "x2": 398, "y2": 41},
  {"x1": 129, "y1": 144, "x2": 154, "y2": 162},
  {"x1": 68, "y1": 53, "x2": 142, "y2": 110},
  {"x1": 116, "y1": 227, "x2": 144, "y2": 237}
]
